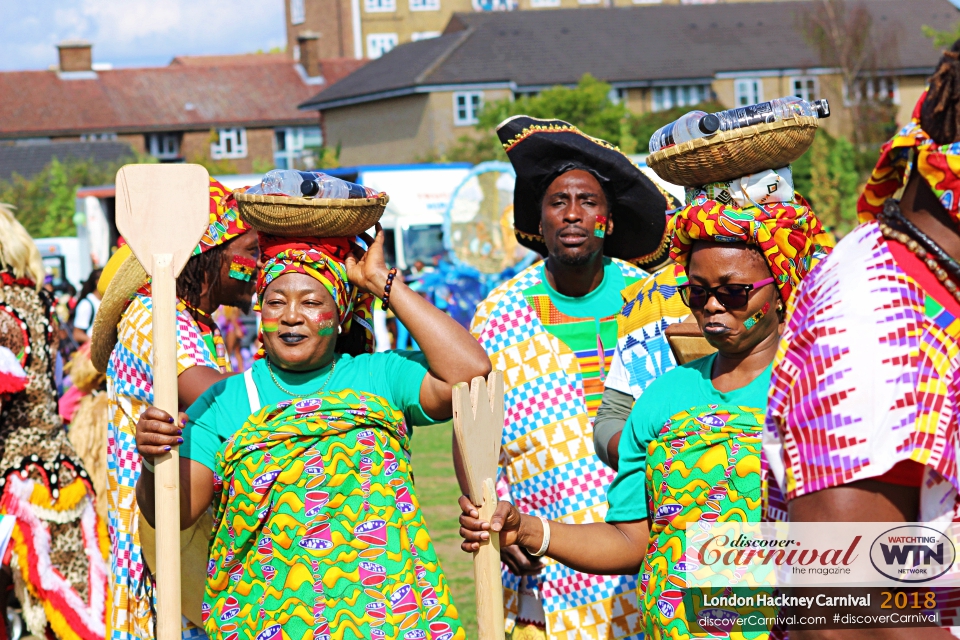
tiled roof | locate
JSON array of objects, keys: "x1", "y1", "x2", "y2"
[
  {"x1": 301, "y1": 0, "x2": 956, "y2": 110},
  {"x1": 0, "y1": 54, "x2": 361, "y2": 139},
  {"x1": 0, "y1": 141, "x2": 135, "y2": 182}
]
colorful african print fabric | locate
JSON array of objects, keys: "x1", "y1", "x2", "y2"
[
  {"x1": 256, "y1": 234, "x2": 374, "y2": 355},
  {"x1": 106, "y1": 291, "x2": 226, "y2": 640},
  {"x1": 0, "y1": 279, "x2": 108, "y2": 640},
  {"x1": 606, "y1": 263, "x2": 689, "y2": 400},
  {"x1": 203, "y1": 390, "x2": 463, "y2": 640},
  {"x1": 642, "y1": 405, "x2": 770, "y2": 640},
  {"x1": 193, "y1": 178, "x2": 249, "y2": 256},
  {"x1": 764, "y1": 220, "x2": 960, "y2": 524},
  {"x1": 670, "y1": 197, "x2": 834, "y2": 304},
  {"x1": 858, "y1": 90, "x2": 960, "y2": 227},
  {"x1": 471, "y1": 259, "x2": 647, "y2": 640}
]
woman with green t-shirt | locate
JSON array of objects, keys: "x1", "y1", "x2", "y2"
[
  {"x1": 458, "y1": 189, "x2": 833, "y2": 639},
  {"x1": 135, "y1": 226, "x2": 490, "y2": 640}
]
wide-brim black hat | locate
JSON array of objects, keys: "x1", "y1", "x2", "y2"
[{"x1": 498, "y1": 115, "x2": 674, "y2": 269}]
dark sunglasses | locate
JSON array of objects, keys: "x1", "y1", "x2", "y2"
[{"x1": 677, "y1": 277, "x2": 775, "y2": 309}]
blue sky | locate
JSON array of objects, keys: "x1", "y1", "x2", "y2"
[{"x1": 0, "y1": 0, "x2": 288, "y2": 71}]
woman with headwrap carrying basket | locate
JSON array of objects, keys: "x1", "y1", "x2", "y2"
[
  {"x1": 133, "y1": 184, "x2": 491, "y2": 640},
  {"x1": 459, "y1": 98, "x2": 835, "y2": 639}
]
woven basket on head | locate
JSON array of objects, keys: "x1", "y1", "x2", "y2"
[
  {"x1": 647, "y1": 115, "x2": 819, "y2": 186},
  {"x1": 235, "y1": 193, "x2": 389, "y2": 237}
]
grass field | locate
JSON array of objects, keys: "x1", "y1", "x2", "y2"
[{"x1": 410, "y1": 421, "x2": 479, "y2": 638}]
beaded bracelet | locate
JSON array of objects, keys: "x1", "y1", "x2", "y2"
[{"x1": 381, "y1": 267, "x2": 398, "y2": 310}]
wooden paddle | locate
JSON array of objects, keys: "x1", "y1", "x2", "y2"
[
  {"x1": 452, "y1": 372, "x2": 505, "y2": 640},
  {"x1": 115, "y1": 164, "x2": 212, "y2": 640}
]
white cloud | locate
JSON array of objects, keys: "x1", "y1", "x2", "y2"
[{"x1": 0, "y1": 0, "x2": 286, "y2": 70}]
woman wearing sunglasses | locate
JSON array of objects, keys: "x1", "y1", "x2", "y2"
[{"x1": 458, "y1": 184, "x2": 833, "y2": 638}]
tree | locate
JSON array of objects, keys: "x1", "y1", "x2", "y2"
[
  {"x1": 797, "y1": 0, "x2": 899, "y2": 147},
  {"x1": 791, "y1": 129, "x2": 862, "y2": 236},
  {"x1": 0, "y1": 152, "x2": 146, "y2": 238},
  {"x1": 435, "y1": 74, "x2": 630, "y2": 163},
  {"x1": 923, "y1": 23, "x2": 960, "y2": 49}
]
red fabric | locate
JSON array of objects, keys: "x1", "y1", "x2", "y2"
[
  {"x1": 0, "y1": 272, "x2": 35, "y2": 288},
  {"x1": 872, "y1": 460, "x2": 926, "y2": 488},
  {"x1": 886, "y1": 235, "x2": 960, "y2": 318}
]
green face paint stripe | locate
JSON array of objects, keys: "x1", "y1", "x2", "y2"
[
  {"x1": 318, "y1": 327, "x2": 334, "y2": 336},
  {"x1": 743, "y1": 302, "x2": 771, "y2": 330},
  {"x1": 262, "y1": 319, "x2": 279, "y2": 333}
]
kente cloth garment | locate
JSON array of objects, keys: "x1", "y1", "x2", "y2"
[
  {"x1": 471, "y1": 259, "x2": 647, "y2": 640},
  {"x1": 106, "y1": 291, "x2": 227, "y2": 640},
  {"x1": 670, "y1": 197, "x2": 834, "y2": 304},
  {"x1": 0, "y1": 276, "x2": 108, "y2": 640},
  {"x1": 606, "y1": 263, "x2": 689, "y2": 400},
  {"x1": 203, "y1": 389, "x2": 464, "y2": 640},
  {"x1": 764, "y1": 219, "x2": 960, "y2": 526},
  {"x1": 256, "y1": 234, "x2": 375, "y2": 355},
  {"x1": 858, "y1": 90, "x2": 960, "y2": 227},
  {"x1": 193, "y1": 178, "x2": 249, "y2": 255},
  {"x1": 606, "y1": 353, "x2": 774, "y2": 639}
]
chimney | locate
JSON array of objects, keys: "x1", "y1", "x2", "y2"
[
  {"x1": 298, "y1": 32, "x2": 321, "y2": 78},
  {"x1": 57, "y1": 41, "x2": 93, "y2": 72}
]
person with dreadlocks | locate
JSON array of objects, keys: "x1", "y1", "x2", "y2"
[
  {"x1": 133, "y1": 224, "x2": 490, "y2": 640},
  {"x1": 93, "y1": 178, "x2": 260, "y2": 640},
  {"x1": 0, "y1": 203, "x2": 108, "y2": 640},
  {"x1": 764, "y1": 41, "x2": 960, "y2": 639}
]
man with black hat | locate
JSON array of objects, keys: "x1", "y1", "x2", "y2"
[{"x1": 464, "y1": 116, "x2": 672, "y2": 640}]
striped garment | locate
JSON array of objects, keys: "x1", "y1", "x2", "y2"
[
  {"x1": 106, "y1": 293, "x2": 226, "y2": 640},
  {"x1": 471, "y1": 259, "x2": 646, "y2": 640}
]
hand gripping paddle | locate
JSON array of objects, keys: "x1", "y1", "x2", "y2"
[
  {"x1": 452, "y1": 372, "x2": 506, "y2": 640},
  {"x1": 115, "y1": 164, "x2": 211, "y2": 640}
]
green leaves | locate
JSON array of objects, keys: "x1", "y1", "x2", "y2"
[{"x1": 0, "y1": 153, "x2": 140, "y2": 239}]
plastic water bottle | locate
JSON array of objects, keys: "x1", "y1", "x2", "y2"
[
  {"x1": 258, "y1": 170, "x2": 377, "y2": 199},
  {"x1": 648, "y1": 111, "x2": 719, "y2": 153},
  {"x1": 712, "y1": 97, "x2": 830, "y2": 132}
]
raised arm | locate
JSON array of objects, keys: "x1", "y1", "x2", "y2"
[{"x1": 346, "y1": 225, "x2": 491, "y2": 420}]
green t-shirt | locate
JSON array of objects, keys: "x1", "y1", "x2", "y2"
[
  {"x1": 181, "y1": 351, "x2": 437, "y2": 471},
  {"x1": 604, "y1": 352, "x2": 772, "y2": 523},
  {"x1": 523, "y1": 258, "x2": 637, "y2": 417}
]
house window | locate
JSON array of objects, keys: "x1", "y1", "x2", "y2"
[
  {"x1": 365, "y1": 0, "x2": 396, "y2": 12},
  {"x1": 791, "y1": 76, "x2": 817, "y2": 102},
  {"x1": 846, "y1": 77, "x2": 899, "y2": 105},
  {"x1": 274, "y1": 126, "x2": 323, "y2": 169},
  {"x1": 366, "y1": 33, "x2": 398, "y2": 59},
  {"x1": 290, "y1": 0, "x2": 305, "y2": 24},
  {"x1": 411, "y1": 31, "x2": 441, "y2": 41},
  {"x1": 651, "y1": 84, "x2": 712, "y2": 112},
  {"x1": 210, "y1": 128, "x2": 247, "y2": 159},
  {"x1": 530, "y1": 0, "x2": 560, "y2": 7},
  {"x1": 734, "y1": 78, "x2": 762, "y2": 106},
  {"x1": 608, "y1": 88, "x2": 625, "y2": 105},
  {"x1": 454, "y1": 91, "x2": 483, "y2": 126},
  {"x1": 80, "y1": 132, "x2": 117, "y2": 141},
  {"x1": 410, "y1": 0, "x2": 439, "y2": 10},
  {"x1": 146, "y1": 133, "x2": 181, "y2": 160}
]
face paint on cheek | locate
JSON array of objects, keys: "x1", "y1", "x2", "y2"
[
  {"x1": 261, "y1": 318, "x2": 279, "y2": 333},
  {"x1": 228, "y1": 255, "x2": 257, "y2": 282},
  {"x1": 743, "y1": 302, "x2": 771, "y2": 331},
  {"x1": 594, "y1": 215, "x2": 607, "y2": 238},
  {"x1": 316, "y1": 311, "x2": 336, "y2": 337}
]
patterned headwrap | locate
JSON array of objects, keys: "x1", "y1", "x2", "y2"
[
  {"x1": 670, "y1": 194, "x2": 834, "y2": 304},
  {"x1": 858, "y1": 89, "x2": 960, "y2": 226},
  {"x1": 255, "y1": 234, "x2": 374, "y2": 355},
  {"x1": 192, "y1": 178, "x2": 250, "y2": 255}
]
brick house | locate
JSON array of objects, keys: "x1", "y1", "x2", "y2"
[
  {"x1": 299, "y1": 0, "x2": 956, "y2": 165},
  {"x1": 0, "y1": 42, "x2": 365, "y2": 173}
]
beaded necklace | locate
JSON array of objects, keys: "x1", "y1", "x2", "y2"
[{"x1": 877, "y1": 199, "x2": 960, "y2": 305}]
